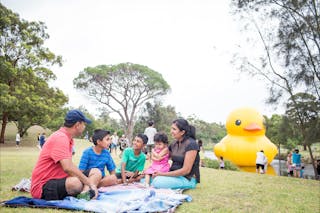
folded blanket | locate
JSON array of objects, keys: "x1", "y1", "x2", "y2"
[{"x1": 3, "y1": 183, "x2": 192, "y2": 213}]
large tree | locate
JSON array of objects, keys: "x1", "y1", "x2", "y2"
[
  {"x1": 231, "y1": 0, "x2": 320, "y2": 178},
  {"x1": 285, "y1": 93, "x2": 320, "y2": 177},
  {"x1": 0, "y1": 4, "x2": 66, "y2": 142},
  {"x1": 74, "y1": 62, "x2": 170, "y2": 140}
]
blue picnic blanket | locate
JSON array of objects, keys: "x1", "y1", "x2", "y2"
[{"x1": 4, "y1": 188, "x2": 192, "y2": 212}]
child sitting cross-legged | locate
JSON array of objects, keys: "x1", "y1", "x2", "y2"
[
  {"x1": 115, "y1": 134, "x2": 148, "y2": 185},
  {"x1": 79, "y1": 129, "x2": 117, "y2": 189}
]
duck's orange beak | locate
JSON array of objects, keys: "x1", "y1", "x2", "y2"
[{"x1": 244, "y1": 123, "x2": 262, "y2": 131}]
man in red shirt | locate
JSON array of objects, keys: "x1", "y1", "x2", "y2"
[{"x1": 31, "y1": 109, "x2": 101, "y2": 200}]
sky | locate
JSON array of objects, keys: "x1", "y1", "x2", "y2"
[{"x1": 2, "y1": 0, "x2": 284, "y2": 124}]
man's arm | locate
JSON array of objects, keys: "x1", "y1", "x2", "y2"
[{"x1": 60, "y1": 159, "x2": 97, "y2": 190}]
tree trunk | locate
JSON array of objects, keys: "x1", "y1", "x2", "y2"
[
  {"x1": 0, "y1": 112, "x2": 9, "y2": 143},
  {"x1": 306, "y1": 144, "x2": 318, "y2": 180},
  {"x1": 127, "y1": 122, "x2": 134, "y2": 146}
]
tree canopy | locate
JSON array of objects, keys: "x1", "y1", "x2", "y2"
[
  {"x1": 74, "y1": 62, "x2": 170, "y2": 140},
  {"x1": 0, "y1": 3, "x2": 67, "y2": 142}
]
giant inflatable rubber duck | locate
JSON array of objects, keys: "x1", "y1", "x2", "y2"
[{"x1": 214, "y1": 107, "x2": 277, "y2": 166}]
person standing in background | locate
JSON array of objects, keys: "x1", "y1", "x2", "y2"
[
  {"x1": 256, "y1": 150, "x2": 267, "y2": 174},
  {"x1": 219, "y1": 156, "x2": 225, "y2": 169},
  {"x1": 292, "y1": 148, "x2": 302, "y2": 178},
  {"x1": 286, "y1": 151, "x2": 293, "y2": 177},
  {"x1": 197, "y1": 140, "x2": 205, "y2": 167},
  {"x1": 37, "y1": 133, "x2": 41, "y2": 149},
  {"x1": 119, "y1": 135, "x2": 129, "y2": 158},
  {"x1": 39, "y1": 133, "x2": 46, "y2": 148},
  {"x1": 144, "y1": 121, "x2": 157, "y2": 162},
  {"x1": 110, "y1": 132, "x2": 119, "y2": 156},
  {"x1": 16, "y1": 132, "x2": 21, "y2": 149}
]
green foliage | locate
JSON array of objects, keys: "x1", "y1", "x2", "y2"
[
  {"x1": 134, "y1": 101, "x2": 178, "y2": 140},
  {"x1": 203, "y1": 158, "x2": 239, "y2": 171},
  {"x1": 285, "y1": 138, "x2": 300, "y2": 150},
  {"x1": 44, "y1": 108, "x2": 68, "y2": 131},
  {"x1": 94, "y1": 109, "x2": 123, "y2": 137},
  {"x1": 0, "y1": 3, "x2": 67, "y2": 141},
  {"x1": 265, "y1": 114, "x2": 301, "y2": 150},
  {"x1": 74, "y1": 62, "x2": 170, "y2": 140},
  {"x1": 286, "y1": 93, "x2": 320, "y2": 145},
  {"x1": 187, "y1": 115, "x2": 226, "y2": 144}
]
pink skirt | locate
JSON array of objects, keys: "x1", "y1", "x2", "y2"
[{"x1": 144, "y1": 163, "x2": 170, "y2": 174}]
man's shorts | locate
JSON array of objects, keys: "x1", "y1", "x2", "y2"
[
  {"x1": 293, "y1": 164, "x2": 301, "y2": 170},
  {"x1": 41, "y1": 178, "x2": 68, "y2": 200},
  {"x1": 256, "y1": 163, "x2": 265, "y2": 170},
  {"x1": 41, "y1": 169, "x2": 91, "y2": 200}
]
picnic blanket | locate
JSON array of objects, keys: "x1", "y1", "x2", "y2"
[{"x1": 3, "y1": 183, "x2": 192, "y2": 212}]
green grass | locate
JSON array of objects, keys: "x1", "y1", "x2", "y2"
[{"x1": 1, "y1": 124, "x2": 320, "y2": 212}]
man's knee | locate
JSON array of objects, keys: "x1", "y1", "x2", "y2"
[{"x1": 66, "y1": 177, "x2": 83, "y2": 195}]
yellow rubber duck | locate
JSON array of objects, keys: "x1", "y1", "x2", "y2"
[{"x1": 214, "y1": 107, "x2": 278, "y2": 166}]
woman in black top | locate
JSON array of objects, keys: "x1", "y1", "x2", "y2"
[{"x1": 151, "y1": 118, "x2": 200, "y2": 189}]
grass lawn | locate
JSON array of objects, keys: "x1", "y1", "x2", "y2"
[{"x1": 0, "y1": 125, "x2": 320, "y2": 212}]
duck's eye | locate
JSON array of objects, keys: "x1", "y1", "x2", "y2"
[{"x1": 235, "y1": 120, "x2": 241, "y2": 126}]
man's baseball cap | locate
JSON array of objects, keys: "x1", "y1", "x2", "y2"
[{"x1": 65, "y1": 109, "x2": 92, "y2": 124}]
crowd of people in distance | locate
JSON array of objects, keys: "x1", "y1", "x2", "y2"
[{"x1": 30, "y1": 109, "x2": 201, "y2": 201}]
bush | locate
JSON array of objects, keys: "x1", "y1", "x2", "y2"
[{"x1": 203, "y1": 158, "x2": 239, "y2": 171}]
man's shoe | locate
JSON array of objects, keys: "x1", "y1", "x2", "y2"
[{"x1": 77, "y1": 189, "x2": 96, "y2": 201}]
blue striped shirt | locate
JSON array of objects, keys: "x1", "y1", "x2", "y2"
[{"x1": 79, "y1": 147, "x2": 116, "y2": 177}]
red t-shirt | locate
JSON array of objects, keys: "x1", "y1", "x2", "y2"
[{"x1": 31, "y1": 127, "x2": 74, "y2": 198}]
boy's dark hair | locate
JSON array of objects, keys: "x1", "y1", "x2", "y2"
[
  {"x1": 148, "y1": 121, "x2": 154, "y2": 126},
  {"x1": 154, "y1": 132, "x2": 168, "y2": 144},
  {"x1": 92, "y1": 129, "x2": 110, "y2": 145},
  {"x1": 137, "y1": 133, "x2": 148, "y2": 144}
]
